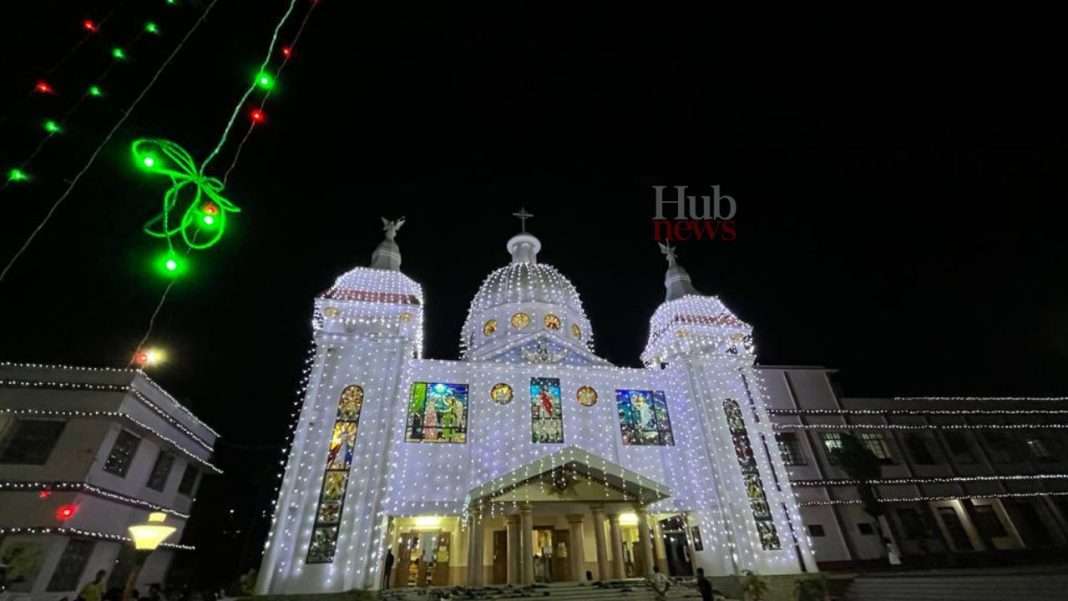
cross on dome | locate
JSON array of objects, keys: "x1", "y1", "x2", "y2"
[{"x1": 512, "y1": 207, "x2": 534, "y2": 233}]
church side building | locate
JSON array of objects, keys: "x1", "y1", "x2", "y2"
[{"x1": 256, "y1": 220, "x2": 815, "y2": 594}]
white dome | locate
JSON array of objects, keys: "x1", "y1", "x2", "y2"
[{"x1": 460, "y1": 234, "x2": 596, "y2": 361}]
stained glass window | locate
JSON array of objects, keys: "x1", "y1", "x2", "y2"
[
  {"x1": 308, "y1": 384, "x2": 365, "y2": 564},
  {"x1": 723, "y1": 398, "x2": 781, "y2": 550},
  {"x1": 576, "y1": 386, "x2": 598, "y2": 407},
  {"x1": 571, "y1": 323, "x2": 581, "y2": 339},
  {"x1": 406, "y1": 382, "x2": 468, "y2": 443},
  {"x1": 616, "y1": 390, "x2": 674, "y2": 446},
  {"x1": 531, "y1": 377, "x2": 564, "y2": 443},
  {"x1": 511, "y1": 312, "x2": 531, "y2": 329},
  {"x1": 483, "y1": 319, "x2": 497, "y2": 336},
  {"x1": 490, "y1": 383, "x2": 513, "y2": 405},
  {"x1": 544, "y1": 313, "x2": 561, "y2": 330}
]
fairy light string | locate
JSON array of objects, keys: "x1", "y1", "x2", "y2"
[{"x1": 0, "y1": 0, "x2": 221, "y2": 284}]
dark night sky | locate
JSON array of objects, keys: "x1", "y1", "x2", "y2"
[{"x1": 2, "y1": 1, "x2": 1067, "y2": 580}]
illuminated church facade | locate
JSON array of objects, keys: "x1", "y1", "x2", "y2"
[{"x1": 255, "y1": 216, "x2": 817, "y2": 594}]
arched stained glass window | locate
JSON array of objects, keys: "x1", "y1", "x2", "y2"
[{"x1": 307, "y1": 385, "x2": 365, "y2": 563}]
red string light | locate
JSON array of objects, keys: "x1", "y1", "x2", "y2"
[
  {"x1": 83, "y1": 19, "x2": 99, "y2": 33},
  {"x1": 34, "y1": 80, "x2": 55, "y2": 95},
  {"x1": 281, "y1": 46, "x2": 292, "y2": 58},
  {"x1": 38, "y1": 490, "x2": 52, "y2": 499},
  {"x1": 249, "y1": 108, "x2": 266, "y2": 124},
  {"x1": 56, "y1": 503, "x2": 79, "y2": 521}
]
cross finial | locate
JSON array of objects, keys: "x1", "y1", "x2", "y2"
[
  {"x1": 512, "y1": 207, "x2": 534, "y2": 233},
  {"x1": 658, "y1": 241, "x2": 678, "y2": 267}
]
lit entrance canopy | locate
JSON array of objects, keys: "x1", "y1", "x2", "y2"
[{"x1": 468, "y1": 446, "x2": 671, "y2": 504}]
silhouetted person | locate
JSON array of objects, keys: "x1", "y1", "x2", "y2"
[
  {"x1": 383, "y1": 548, "x2": 395, "y2": 589},
  {"x1": 80, "y1": 570, "x2": 108, "y2": 601}
]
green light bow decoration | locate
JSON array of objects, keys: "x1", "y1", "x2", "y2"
[{"x1": 132, "y1": 138, "x2": 240, "y2": 253}]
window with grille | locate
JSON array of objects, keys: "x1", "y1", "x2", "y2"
[
  {"x1": 146, "y1": 451, "x2": 175, "y2": 491},
  {"x1": 46, "y1": 539, "x2": 95, "y2": 591},
  {"x1": 0, "y1": 419, "x2": 66, "y2": 464},
  {"x1": 904, "y1": 433, "x2": 937, "y2": 464},
  {"x1": 104, "y1": 430, "x2": 141, "y2": 477},
  {"x1": 177, "y1": 464, "x2": 199, "y2": 496},
  {"x1": 820, "y1": 432, "x2": 844, "y2": 464},
  {"x1": 777, "y1": 432, "x2": 806, "y2": 465},
  {"x1": 859, "y1": 432, "x2": 894, "y2": 464}
]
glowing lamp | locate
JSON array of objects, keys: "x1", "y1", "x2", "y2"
[
  {"x1": 56, "y1": 504, "x2": 79, "y2": 521},
  {"x1": 128, "y1": 512, "x2": 176, "y2": 551},
  {"x1": 7, "y1": 168, "x2": 29, "y2": 183},
  {"x1": 34, "y1": 80, "x2": 54, "y2": 94},
  {"x1": 83, "y1": 19, "x2": 99, "y2": 32},
  {"x1": 618, "y1": 512, "x2": 640, "y2": 526},
  {"x1": 414, "y1": 515, "x2": 442, "y2": 530}
]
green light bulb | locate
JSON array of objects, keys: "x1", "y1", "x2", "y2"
[
  {"x1": 142, "y1": 156, "x2": 156, "y2": 168},
  {"x1": 88, "y1": 85, "x2": 103, "y2": 97},
  {"x1": 202, "y1": 214, "x2": 215, "y2": 226},
  {"x1": 43, "y1": 120, "x2": 62, "y2": 134},
  {"x1": 165, "y1": 258, "x2": 178, "y2": 271},
  {"x1": 112, "y1": 47, "x2": 127, "y2": 60},
  {"x1": 7, "y1": 168, "x2": 29, "y2": 182},
  {"x1": 145, "y1": 21, "x2": 159, "y2": 34},
  {"x1": 254, "y1": 71, "x2": 275, "y2": 90}
]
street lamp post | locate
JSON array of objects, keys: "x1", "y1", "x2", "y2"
[{"x1": 124, "y1": 512, "x2": 176, "y2": 601}]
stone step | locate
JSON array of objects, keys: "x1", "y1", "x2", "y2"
[{"x1": 844, "y1": 570, "x2": 1068, "y2": 601}]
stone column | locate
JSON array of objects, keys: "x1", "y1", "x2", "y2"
[
  {"x1": 636, "y1": 507, "x2": 655, "y2": 577},
  {"x1": 520, "y1": 503, "x2": 535, "y2": 585},
  {"x1": 566, "y1": 514, "x2": 587, "y2": 582},
  {"x1": 590, "y1": 505, "x2": 609, "y2": 580},
  {"x1": 506, "y1": 514, "x2": 521, "y2": 585},
  {"x1": 607, "y1": 512, "x2": 625, "y2": 579},
  {"x1": 466, "y1": 514, "x2": 478, "y2": 585}
]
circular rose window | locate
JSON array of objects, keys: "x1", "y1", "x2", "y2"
[
  {"x1": 483, "y1": 319, "x2": 497, "y2": 336},
  {"x1": 576, "y1": 386, "x2": 598, "y2": 407},
  {"x1": 511, "y1": 312, "x2": 531, "y2": 329},
  {"x1": 490, "y1": 383, "x2": 513, "y2": 405},
  {"x1": 544, "y1": 313, "x2": 562, "y2": 330}
]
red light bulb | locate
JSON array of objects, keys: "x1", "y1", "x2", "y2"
[
  {"x1": 203, "y1": 202, "x2": 218, "y2": 215},
  {"x1": 249, "y1": 108, "x2": 266, "y2": 124},
  {"x1": 56, "y1": 503, "x2": 78, "y2": 521},
  {"x1": 133, "y1": 351, "x2": 148, "y2": 366},
  {"x1": 281, "y1": 46, "x2": 292, "y2": 58},
  {"x1": 34, "y1": 80, "x2": 55, "y2": 95},
  {"x1": 83, "y1": 19, "x2": 98, "y2": 33},
  {"x1": 39, "y1": 490, "x2": 52, "y2": 499}
]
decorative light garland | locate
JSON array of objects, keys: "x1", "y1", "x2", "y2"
[
  {"x1": 0, "y1": 377, "x2": 216, "y2": 452},
  {"x1": 0, "y1": 526, "x2": 194, "y2": 551},
  {"x1": 769, "y1": 408, "x2": 1068, "y2": 416},
  {"x1": 800, "y1": 490, "x2": 1068, "y2": 507},
  {"x1": 0, "y1": 407, "x2": 221, "y2": 474},
  {"x1": 774, "y1": 423, "x2": 1068, "y2": 431},
  {"x1": 0, "y1": 481, "x2": 190, "y2": 518},
  {"x1": 791, "y1": 474, "x2": 1068, "y2": 487},
  {"x1": 133, "y1": 138, "x2": 240, "y2": 254},
  {"x1": 895, "y1": 396, "x2": 1068, "y2": 402},
  {"x1": 0, "y1": 361, "x2": 220, "y2": 436}
]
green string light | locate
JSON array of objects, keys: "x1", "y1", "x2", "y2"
[
  {"x1": 145, "y1": 21, "x2": 160, "y2": 34},
  {"x1": 112, "y1": 47, "x2": 127, "y2": 61},
  {"x1": 88, "y1": 85, "x2": 103, "y2": 97},
  {"x1": 7, "y1": 168, "x2": 30, "y2": 183},
  {"x1": 132, "y1": 138, "x2": 240, "y2": 255},
  {"x1": 43, "y1": 120, "x2": 63, "y2": 134},
  {"x1": 254, "y1": 71, "x2": 275, "y2": 91}
]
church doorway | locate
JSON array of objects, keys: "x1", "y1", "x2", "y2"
[
  {"x1": 659, "y1": 516, "x2": 693, "y2": 577},
  {"x1": 532, "y1": 527, "x2": 572, "y2": 582},
  {"x1": 393, "y1": 530, "x2": 452, "y2": 587},
  {"x1": 491, "y1": 530, "x2": 508, "y2": 583}
]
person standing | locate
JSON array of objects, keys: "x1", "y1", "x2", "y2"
[
  {"x1": 80, "y1": 570, "x2": 108, "y2": 601},
  {"x1": 648, "y1": 565, "x2": 670, "y2": 601},
  {"x1": 696, "y1": 567, "x2": 713, "y2": 601},
  {"x1": 383, "y1": 548, "x2": 395, "y2": 589}
]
